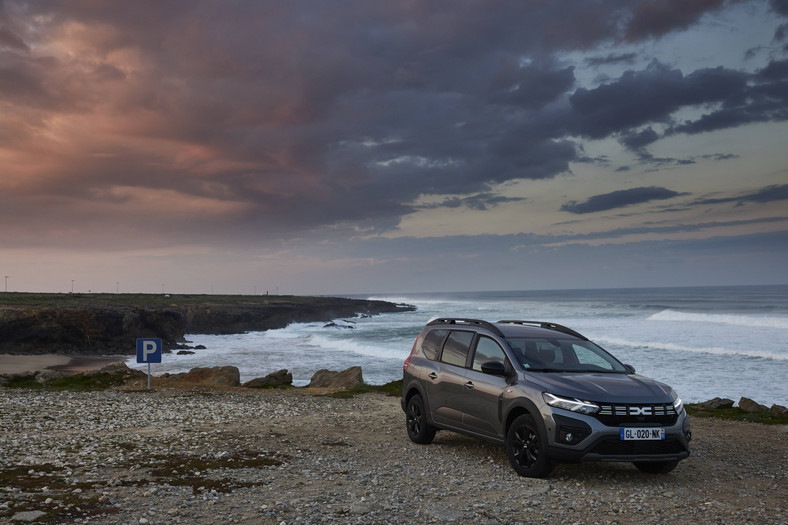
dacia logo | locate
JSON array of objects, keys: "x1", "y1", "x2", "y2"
[{"x1": 629, "y1": 406, "x2": 652, "y2": 416}]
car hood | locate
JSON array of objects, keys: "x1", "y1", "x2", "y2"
[{"x1": 522, "y1": 371, "x2": 675, "y2": 404}]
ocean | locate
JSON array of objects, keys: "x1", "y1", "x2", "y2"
[{"x1": 128, "y1": 285, "x2": 788, "y2": 407}]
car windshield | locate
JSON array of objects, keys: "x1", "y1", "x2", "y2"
[{"x1": 506, "y1": 337, "x2": 628, "y2": 373}]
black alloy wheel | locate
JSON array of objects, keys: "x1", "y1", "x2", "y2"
[
  {"x1": 506, "y1": 414, "x2": 554, "y2": 477},
  {"x1": 405, "y1": 394, "x2": 436, "y2": 444}
]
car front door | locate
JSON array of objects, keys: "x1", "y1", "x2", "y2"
[{"x1": 461, "y1": 335, "x2": 511, "y2": 439}]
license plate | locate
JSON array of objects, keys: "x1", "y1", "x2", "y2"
[{"x1": 620, "y1": 427, "x2": 665, "y2": 440}]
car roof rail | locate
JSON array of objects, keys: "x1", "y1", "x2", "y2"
[
  {"x1": 497, "y1": 320, "x2": 588, "y2": 340},
  {"x1": 428, "y1": 318, "x2": 505, "y2": 337}
]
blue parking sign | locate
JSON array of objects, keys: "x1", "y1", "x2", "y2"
[{"x1": 136, "y1": 338, "x2": 162, "y2": 363}]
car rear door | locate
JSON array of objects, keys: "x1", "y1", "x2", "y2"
[{"x1": 425, "y1": 330, "x2": 475, "y2": 428}]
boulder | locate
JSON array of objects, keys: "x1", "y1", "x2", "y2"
[
  {"x1": 738, "y1": 397, "x2": 769, "y2": 412},
  {"x1": 323, "y1": 322, "x2": 355, "y2": 329},
  {"x1": 307, "y1": 366, "x2": 363, "y2": 389},
  {"x1": 770, "y1": 404, "x2": 788, "y2": 415},
  {"x1": 243, "y1": 369, "x2": 293, "y2": 388},
  {"x1": 162, "y1": 366, "x2": 241, "y2": 387},
  {"x1": 34, "y1": 369, "x2": 67, "y2": 384},
  {"x1": 699, "y1": 397, "x2": 735, "y2": 410}
]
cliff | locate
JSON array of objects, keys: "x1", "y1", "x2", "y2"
[{"x1": 0, "y1": 293, "x2": 414, "y2": 355}]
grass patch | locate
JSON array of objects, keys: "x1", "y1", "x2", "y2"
[
  {"x1": 146, "y1": 449, "x2": 284, "y2": 493},
  {"x1": 686, "y1": 404, "x2": 788, "y2": 425},
  {"x1": 0, "y1": 291, "x2": 377, "y2": 308},
  {"x1": 0, "y1": 464, "x2": 117, "y2": 522},
  {"x1": 328, "y1": 379, "x2": 403, "y2": 399}
]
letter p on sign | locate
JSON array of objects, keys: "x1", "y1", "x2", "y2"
[{"x1": 136, "y1": 338, "x2": 162, "y2": 363}]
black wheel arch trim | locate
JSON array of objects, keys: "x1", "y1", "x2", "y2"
[
  {"x1": 503, "y1": 398, "x2": 543, "y2": 433},
  {"x1": 402, "y1": 380, "x2": 437, "y2": 428}
]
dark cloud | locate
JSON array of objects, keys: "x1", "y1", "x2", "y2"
[
  {"x1": 619, "y1": 127, "x2": 660, "y2": 150},
  {"x1": 668, "y1": 59, "x2": 788, "y2": 135},
  {"x1": 586, "y1": 53, "x2": 638, "y2": 66},
  {"x1": 693, "y1": 184, "x2": 788, "y2": 205},
  {"x1": 776, "y1": 23, "x2": 788, "y2": 42},
  {"x1": 561, "y1": 187, "x2": 686, "y2": 214},
  {"x1": 771, "y1": 0, "x2": 788, "y2": 17},
  {"x1": 0, "y1": 0, "x2": 786, "y2": 251},
  {"x1": 419, "y1": 193, "x2": 525, "y2": 211},
  {"x1": 0, "y1": 26, "x2": 27, "y2": 50},
  {"x1": 486, "y1": 59, "x2": 575, "y2": 109},
  {"x1": 570, "y1": 61, "x2": 749, "y2": 139},
  {"x1": 625, "y1": 0, "x2": 728, "y2": 41}
]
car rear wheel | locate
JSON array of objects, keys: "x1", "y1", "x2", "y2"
[
  {"x1": 406, "y1": 394, "x2": 436, "y2": 444},
  {"x1": 506, "y1": 414, "x2": 554, "y2": 478},
  {"x1": 633, "y1": 460, "x2": 679, "y2": 474}
]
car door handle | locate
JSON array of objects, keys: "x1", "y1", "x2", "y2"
[
  {"x1": 464, "y1": 381, "x2": 475, "y2": 389},
  {"x1": 428, "y1": 372, "x2": 438, "y2": 380}
]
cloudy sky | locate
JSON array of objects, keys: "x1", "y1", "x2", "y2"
[{"x1": 1, "y1": 0, "x2": 787, "y2": 295}]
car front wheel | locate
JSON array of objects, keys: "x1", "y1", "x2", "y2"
[
  {"x1": 406, "y1": 394, "x2": 436, "y2": 444},
  {"x1": 506, "y1": 414, "x2": 554, "y2": 478}
]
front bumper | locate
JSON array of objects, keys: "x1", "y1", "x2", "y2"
[{"x1": 542, "y1": 407, "x2": 691, "y2": 463}]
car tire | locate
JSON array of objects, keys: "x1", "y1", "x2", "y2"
[
  {"x1": 406, "y1": 394, "x2": 436, "y2": 444},
  {"x1": 633, "y1": 460, "x2": 679, "y2": 474},
  {"x1": 506, "y1": 414, "x2": 554, "y2": 478}
]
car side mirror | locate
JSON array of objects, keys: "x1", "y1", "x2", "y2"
[
  {"x1": 481, "y1": 361, "x2": 507, "y2": 376},
  {"x1": 624, "y1": 364, "x2": 636, "y2": 374}
]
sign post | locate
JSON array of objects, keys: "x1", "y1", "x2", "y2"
[{"x1": 136, "y1": 338, "x2": 162, "y2": 390}]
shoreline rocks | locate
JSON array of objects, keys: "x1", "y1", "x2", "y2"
[{"x1": 307, "y1": 366, "x2": 364, "y2": 389}]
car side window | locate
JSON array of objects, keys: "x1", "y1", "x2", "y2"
[
  {"x1": 472, "y1": 336, "x2": 508, "y2": 371},
  {"x1": 440, "y1": 330, "x2": 474, "y2": 367},
  {"x1": 422, "y1": 329, "x2": 448, "y2": 360}
]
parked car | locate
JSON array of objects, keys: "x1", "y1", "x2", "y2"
[{"x1": 402, "y1": 318, "x2": 691, "y2": 477}]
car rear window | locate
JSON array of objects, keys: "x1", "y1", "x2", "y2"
[{"x1": 422, "y1": 329, "x2": 448, "y2": 360}]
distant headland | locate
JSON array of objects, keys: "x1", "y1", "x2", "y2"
[{"x1": 0, "y1": 293, "x2": 415, "y2": 355}]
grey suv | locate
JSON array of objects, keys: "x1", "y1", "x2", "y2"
[{"x1": 402, "y1": 318, "x2": 691, "y2": 477}]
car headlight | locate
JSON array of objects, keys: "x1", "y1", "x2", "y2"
[
  {"x1": 542, "y1": 392, "x2": 600, "y2": 415},
  {"x1": 671, "y1": 390, "x2": 684, "y2": 413}
]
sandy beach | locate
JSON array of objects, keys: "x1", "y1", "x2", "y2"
[{"x1": 0, "y1": 353, "x2": 127, "y2": 375}]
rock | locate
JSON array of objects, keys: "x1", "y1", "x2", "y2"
[
  {"x1": 699, "y1": 397, "x2": 735, "y2": 410},
  {"x1": 85, "y1": 362, "x2": 147, "y2": 382},
  {"x1": 162, "y1": 366, "x2": 241, "y2": 387},
  {"x1": 307, "y1": 366, "x2": 363, "y2": 389},
  {"x1": 243, "y1": 369, "x2": 293, "y2": 388},
  {"x1": 10, "y1": 510, "x2": 47, "y2": 522},
  {"x1": 34, "y1": 369, "x2": 67, "y2": 383},
  {"x1": 177, "y1": 350, "x2": 195, "y2": 355},
  {"x1": 323, "y1": 322, "x2": 355, "y2": 329},
  {"x1": 738, "y1": 397, "x2": 769, "y2": 412},
  {"x1": 770, "y1": 404, "x2": 788, "y2": 415}
]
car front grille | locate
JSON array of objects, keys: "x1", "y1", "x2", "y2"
[
  {"x1": 593, "y1": 403, "x2": 678, "y2": 426},
  {"x1": 590, "y1": 437, "x2": 687, "y2": 456}
]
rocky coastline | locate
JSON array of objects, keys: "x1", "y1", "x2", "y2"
[{"x1": 0, "y1": 293, "x2": 414, "y2": 355}]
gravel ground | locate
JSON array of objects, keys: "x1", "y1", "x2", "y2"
[{"x1": 1, "y1": 387, "x2": 786, "y2": 525}]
